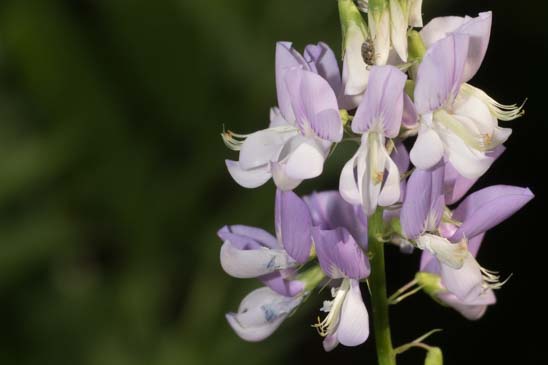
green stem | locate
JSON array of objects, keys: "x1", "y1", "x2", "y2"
[{"x1": 368, "y1": 209, "x2": 396, "y2": 365}]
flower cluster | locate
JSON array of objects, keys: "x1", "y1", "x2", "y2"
[{"x1": 219, "y1": 0, "x2": 532, "y2": 360}]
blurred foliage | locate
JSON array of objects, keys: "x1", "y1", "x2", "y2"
[
  {"x1": 0, "y1": 1, "x2": 342, "y2": 364},
  {"x1": 0, "y1": 0, "x2": 545, "y2": 364}
]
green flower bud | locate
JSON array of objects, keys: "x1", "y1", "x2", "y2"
[{"x1": 425, "y1": 347, "x2": 443, "y2": 365}]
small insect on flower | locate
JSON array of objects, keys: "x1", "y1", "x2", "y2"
[
  {"x1": 354, "y1": 0, "x2": 369, "y2": 13},
  {"x1": 361, "y1": 38, "x2": 375, "y2": 67}
]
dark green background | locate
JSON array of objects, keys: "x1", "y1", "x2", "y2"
[{"x1": 0, "y1": 0, "x2": 545, "y2": 364}]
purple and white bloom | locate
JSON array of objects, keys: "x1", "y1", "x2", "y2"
[
  {"x1": 312, "y1": 226, "x2": 370, "y2": 351},
  {"x1": 303, "y1": 190, "x2": 372, "y2": 350},
  {"x1": 411, "y1": 13, "x2": 523, "y2": 179},
  {"x1": 226, "y1": 286, "x2": 303, "y2": 342},
  {"x1": 401, "y1": 165, "x2": 468, "y2": 269},
  {"x1": 224, "y1": 42, "x2": 343, "y2": 191},
  {"x1": 339, "y1": 65, "x2": 406, "y2": 215},
  {"x1": 218, "y1": 189, "x2": 313, "y2": 297},
  {"x1": 417, "y1": 184, "x2": 534, "y2": 319}
]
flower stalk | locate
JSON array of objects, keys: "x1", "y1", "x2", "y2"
[{"x1": 368, "y1": 208, "x2": 396, "y2": 365}]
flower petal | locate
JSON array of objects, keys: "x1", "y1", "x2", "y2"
[
  {"x1": 277, "y1": 189, "x2": 313, "y2": 263},
  {"x1": 368, "y1": 10, "x2": 390, "y2": 65},
  {"x1": 337, "y1": 279, "x2": 370, "y2": 347},
  {"x1": 408, "y1": 0, "x2": 424, "y2": 27},
  {"x1": 378, "y1": 147, "x2": 401, "y2": 206},
  {"x1": 417, "y1": 234, "x2": 467, "y2": 269},
  {"x1": 323, "y1": 334, "x2": 340, "y2": 352},
  {"x1": 402, "y1": 94, "x2": 418, "y2": 128},
  {"x1": 342, "y1": 24, "x2": 369, "y2": 96},
  {"x1": 414, "y1": 33, "x2": 469, "y2": 114},
  {"x1": 392, "y1": 142, "x2": 410, "y2": 174},
  {"x1": 360, "y1": 134, "x2": 383, "y2": 215},
  {"x1": 467, "y1": 233, "x2": 485, "y2": 259},
  {"x1": 226, "y1": 160, "x2": 271, "y2": 189},
  {"x1": 352, "y1": 65, "x2": 406, "y2": 137},
  {"x1": 409, "y1": 125, "x2": 444, "y2": 170},
  {"x1": 304, "y1": 42, "x2": 342, "y2": 95},
  {"x1": 285, "y1": 69, "x2": 343, "y2": 142},
  {"x1": 218, "y1": 225, "x2": 278, "y2": 250},
  {"x1": 271, "y1": 161, "x2": 302, "y2": 191},
  {"x1": 440, "y1": 252, "x2": 482, "y2": 301},
  {"x1": 220, "y1": 240, "x2": 296, "y2": 278},
  {"x1": 420, "y1": 12, "x2": 492, "y2": 83},
  {"x1": 437, "y1": 289, "x2": 495, "y2": 320},
  {"x1": 226, "y1": 287, "x2": 302, "y2": 342},
  {"x1": 451, "y1": 185, "x2": 534, "y2": 241},
  {"x1": 401, "y1": 164, "x2": 444, "y2": 239},
  {"x1": 275, "y1": 42, "x2": 307, "y2": 122},
  {"x1": 304, "y1": 191, "x2": 368, "y2": 249},
  {"x1": 339, "y1": 148, "x2": 363, "y2": 205},
  {"x1": 452, "y1": 91, "x2": 509, "y2": 149},
  {"x1": 389, "y1": 0, "x2": 408, "y2": 62},
  {"x1": 282, "y1": 136, "x2": 327, "y2": 180},
  {"x1": 443, "y1": 130, "x2": 494, "y2": 179},
  {"x1": 312, "y1": 227, "x2": 370, "y2": 280},
  {"x1": 260, "y1": 271, "x2": 305, "y2": 297},
  {"x1": 269, "y1": 107, "x2": 290, "y2": 128},
  {"x1": 443, "y1": 146, "x2": 505, "y2": 205},
  {"x1": 420, "y1": 16, "x2": 466, "y2": 48},
  {"x1": 239, "y1": 129, "x2": 292, "y2": 170},
  {"x1": 456, "y1": 12, "x2": 492, "y2": 82},
  {"x1": 420, "y1": 250, "x2": 440, "y2": 274}
]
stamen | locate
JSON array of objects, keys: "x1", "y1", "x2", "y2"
[
  {"x1": 461, "y1": 83, "x2": 526, "y2": 121},
  {"x1": 480, "y1": 266, "x2": 513, "y2": 291},
  {"x1": 482, "y1": 133, "x2": 493, "y2": 149},
  {"x1": 312, "y1": 279, "x2": 350, "y2": 337},
  {"x1": 221, "y1": 130, "x2": 248, "y2": 151},
  {"x1": 221, "y1": 125, "x2": 297, "y2": 151},
  {"x1": 373, "y1": 170, "x2": 385, "y2": 185}
]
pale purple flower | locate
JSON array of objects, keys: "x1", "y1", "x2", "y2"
[
  {"x1": 410, "y1": 12, "x2": 523, "y2": 179},
  {"x1": 339, "y1": 65, "x2": 407, "y2": 215},
  {"x1": 226, "y1": 286, "x2": 303, "y2": 342},
  {"x1": 414, "y1": 181, "x2": 534, "y2": 319},
  {"x1": 400, "y1": 164, "x2": 470, "y2": 269},
  {"x1": 225, "y1": 42, "x2": 343, "y2": 191},
  {"x1": 311, "y1": 226, "x2": 370, "y2": 351},
  {"x1": 218, "y1": 189, "x2": 312, "y2": 297}
]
